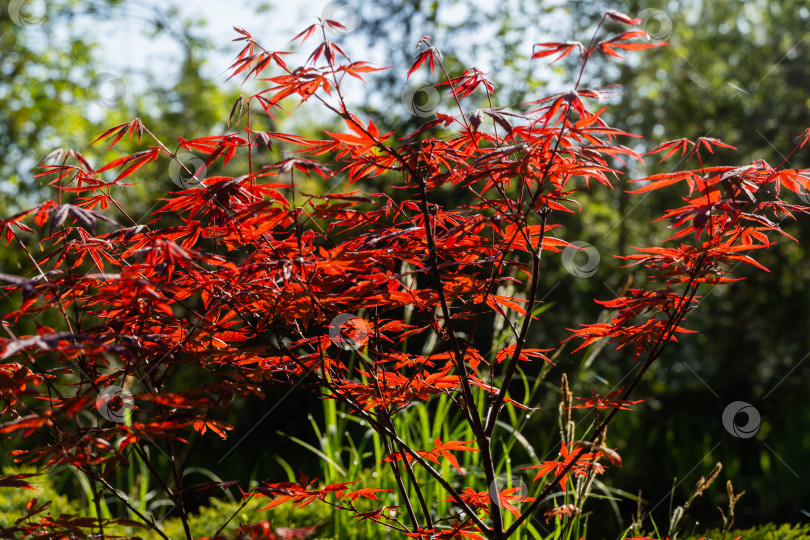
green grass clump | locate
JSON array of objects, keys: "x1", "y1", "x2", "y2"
[
  {"x1": 681, "y1": 523, "x2": 810, "y2": 540},
  {"x1": 1, "y1": 465, "x2": 336, "y2": 539},
  {"x1": 152, "y1": 496, "x2": 335, "y2": 540},
  {"x1": 0, "y1": 466, "x2": 81, "y2": 528}
]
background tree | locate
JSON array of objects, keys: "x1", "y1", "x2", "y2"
[
  {"x1": 565, "y1": 0, "x2": 810, "y2": 530},
  {"x1": 0, "y1": 0, "x2": 238, "y2": 312}
]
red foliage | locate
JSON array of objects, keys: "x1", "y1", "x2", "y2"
[{"x1": 0, "y1": 10, "x2": 807, "y2": 540}]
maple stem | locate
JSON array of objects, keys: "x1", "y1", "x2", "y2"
[
  {"x1": 378, "y1": 413, "x2": 422, "y2": 531},
  {"x1": 132, "y1": 441, "x2": 193, "y2": 539},
  {"x1": 482, "y1": 210, "x2": 549, "y2": 538},
  {"x1": 505, "y1": 263, "x2": 704, "y2": 536},
  {"x1": 141, "y1": 124, "x2": 198, "y2": 181},
  {"x1": 482, "y1": 440, "x2": 505, "y2": 539},
  {"x1": 167, "y1": 440, "x2": 194, "y2": 540},
  {"x1": 412, "y1": 165, "x2": 504, "y2": 536},
  {"x1": 9, "y1": 229, "x2": 76, "y2": 335},
  {"x1": 352, "y1": 332, "x2": 424, "y2": 531},
  {"x1": 484, "y1": 208, "x2": 549, "y2": 437},
  {"x1": 436, "y1": 56, "x2": 475, "y2": 141},
  {"x1": 213, "y1": 493, "x2": 254, "y2": 538},
  {"x1": 324, "y1": 104, "x2": 488, "y2": 446},
  {"x1": 88, "y1": 475, "x2": 105, "y2": 538},
  {"x1": 79, "y1": 465, "x2": 172, "y2": 540},
  {"x1": 414, "y1": 177, "x2": 482, "y2": 427},
  {"x1": 390, "y1": 444, "x2": 422, "y2": 530},
  {"x1": 330, "y1": 383, "x2": 491, "y2": 532},
  {"x1": 317, "y1": 369, "x2": 490, "y2": 532},
  {"x1": 132, "y1": 442, "x2": 174, "y2": 498},
  {"x1": 335, "y1": 104, "x2": 507, "y2": 536},
  {"x1": 392, "y1": 433, "x2": 434, "y2": 530},
  {"x1": 222, "y1": 296, "x2": 490, "y2": 532}
]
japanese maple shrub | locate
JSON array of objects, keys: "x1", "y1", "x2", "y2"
[{"x1": 1, "y1": 9, "x2": 808, "y2": 540}]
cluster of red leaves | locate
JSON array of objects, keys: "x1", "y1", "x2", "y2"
[
  {"x1": 383, "y1": 438, "x2": 478, "y2": 475},
  {"x1": 453, "y1": 485, "x2": 536, "y2": 520},
  {"x1": 521, "y1": 442, "x2": 617, "y2": 491},
  {"x1": 0, "y1": 9, "x2": 807, "y2": 540},
  {"x1": 250, "y1": 473, "x2": 391, "y2": 513}
]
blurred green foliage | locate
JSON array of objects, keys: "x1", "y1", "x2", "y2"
[
  {"x1": 0, "y1": 466, "x2": 81, "y2": 528},
  {"x1": 564, "y1": 0, "x2": 810, "y2": 533},
  {"x1": 681, "y1": 523, "x2": 810, "y2": 540},
  {"x1": 0, "y1": 0, "x2": 240, "y2": 331},
  {"x1": 0, "y1": 465, "x2": 335, "y2": 539},
  {"x1": 0, "y1": 0, "x2": 235, "y2": 212}
]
